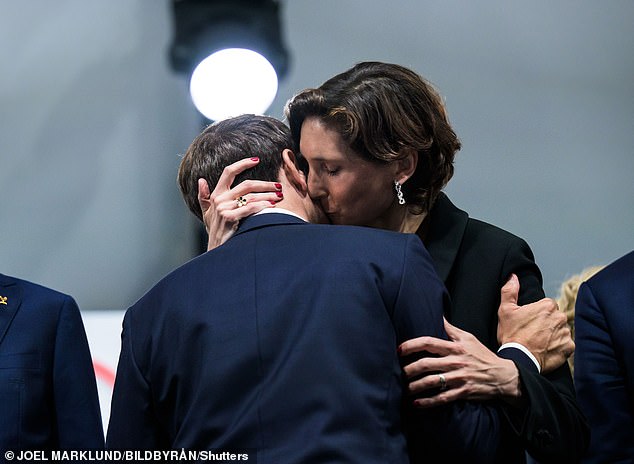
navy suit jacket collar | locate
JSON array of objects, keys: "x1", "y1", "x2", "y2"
[
  {"x1": 421, "y1": 192, "x2": 469, "y2": 282},
  {"x1": 0, "y1": 273, "x2": 22, "y2": 346},
  {"x1": 233, "y1": 212, "x2": 308, "y2": 238}
]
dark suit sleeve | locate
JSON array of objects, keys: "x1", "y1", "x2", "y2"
[
  {"x1": 106, "y1": 309, "x2": 165, "y2": 449},
  {"x1": 499, "y1": 237, "x2": 589, "y2": 463},
  {"x1": 53, "y1": 296, "x2": 104, "y2": 448},
  {"x1": 574, "y1": 282, "x2": 634, "y2": 462},
  {"x1": 395, "y1": 236, "x2": 501, "y2": 464},
  {"x1": 497, "y1": 346, "x2": 539, "y2": 374}
]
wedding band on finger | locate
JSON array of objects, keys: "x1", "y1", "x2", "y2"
[
  {"x1": 236, "y1": 196, "x2": 248, "y2": 207},
  {"x1": 438, "y1": 373, "x2": 447, "y2": 391}
]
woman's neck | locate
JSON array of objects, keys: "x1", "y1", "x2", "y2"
[
  {"x1": 370, "y1": 204, "x2": 426, "y2": 234},
  {"x1": 400, "y1": 209, "x2": 426, "y2": 234}
]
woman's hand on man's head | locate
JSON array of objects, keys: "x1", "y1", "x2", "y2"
[{"x1": 198, "y1": 157, "x2": 283, "y2": 251}]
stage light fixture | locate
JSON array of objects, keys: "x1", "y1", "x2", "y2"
[{"x1": 168, "y1": 0, "x2": 290, "y2": 121}]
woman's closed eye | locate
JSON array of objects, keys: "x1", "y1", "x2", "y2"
[{"x1": 322, "y1": 164, "x2": 341, "y2": 176}]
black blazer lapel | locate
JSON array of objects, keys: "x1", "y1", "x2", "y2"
[
  {"x1": 0, "y1": 274, "x2": 22, "y2": 347},
  {"x1": 421, "y1": 192, "x2": 469, "y2": 282}
]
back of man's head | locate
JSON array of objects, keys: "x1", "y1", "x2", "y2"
[{"x1": 178, "y1": 114, "x2": 294, "y2": 221}]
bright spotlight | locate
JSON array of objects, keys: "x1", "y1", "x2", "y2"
[
  {"x1": 189, "y1": 48, "x2": 278, "y2": 121},
  {"x1": 168, "y1": 0, "x2": 290, "y2": 121}
]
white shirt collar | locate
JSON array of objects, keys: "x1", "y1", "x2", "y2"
[{"x1": 253, "y1": 207, "x2": 308, "y2": 222}]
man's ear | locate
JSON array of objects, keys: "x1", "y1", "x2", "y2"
[
  {"x1": 395, "y1": 148, "x2": 418, "y2": 185},
  {"x1": 282, "y1": 149, "x2": 308, "y2": 194},
  {"x1": 197, "y1": 178, "x2": 212, "y2": 223}
]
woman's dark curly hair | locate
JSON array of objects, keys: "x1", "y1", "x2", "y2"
[{"x1": 285, "y1": 61, "x2": 461, "y2": 214}]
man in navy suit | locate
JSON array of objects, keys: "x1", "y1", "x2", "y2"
[
  {"x1": 106, "y1": 114, "x2": 506, "y2": 462},
  {"x1": 575, "y1": 250, "x2": 634, "y2": 463},
  {"x1": 0, "y1": 274, "x2": 103, "y2": 458}
]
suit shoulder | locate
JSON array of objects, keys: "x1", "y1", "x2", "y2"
[
  {"x1": 322, "y1": 227, "x2": 434, "y2": 277},
  {"x1": 308, "y1": 223, "x2": 412, "y2": 243},
  {"x1": 124, "y1": 256, "x2": 205, "y2": 318},
  {"x1": 465, "y1": 218, "x2": 530, "y2": 247},
  {"x1": 4, "y1": 274, "x2": 75, "y2": 305},
  {"x1": 0, "y1": 275, "x2": 79, "y2": 325},
  {"x1": 592, "y1": 250, "x2": 634, "y2": 282},
  {"x1": 463, "y1": 218, "x2": 536, "y2": 261},
  {"x1": 584, "y1": 250, "x2": 634, "y2": 297}
]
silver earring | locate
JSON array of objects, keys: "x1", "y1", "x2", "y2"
[{"x1": 394, "y1": 180, "x2": 406, "y2": 205}]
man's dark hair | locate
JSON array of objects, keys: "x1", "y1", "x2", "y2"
[{"x1": 178, "y1": 114, "x2": 295, "y2": 222}]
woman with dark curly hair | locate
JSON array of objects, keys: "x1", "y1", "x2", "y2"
[{"x1": 197, "y1": 62, "x2": 587, "y2": 463}]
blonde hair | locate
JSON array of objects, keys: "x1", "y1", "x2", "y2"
[{"x1": 556, "y1": 265, "x2": 604, "y2": 373}]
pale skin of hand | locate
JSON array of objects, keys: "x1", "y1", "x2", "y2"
[
  {"x1": 497, "y1": 274, "x2": 574, "y2": 374},
  {"x1": 400, "y1": 318, "x2": 521, "y2": 408},
  {"x1": 399, "y1": 274, "x2": 575, "y2": 408},
  {"x1": 197, "y1": 157, "x2": 283, "y2": 251}
]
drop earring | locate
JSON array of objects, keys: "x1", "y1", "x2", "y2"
[{"x1": 394, "y1": 180, "x2": 406, "y2": 205}]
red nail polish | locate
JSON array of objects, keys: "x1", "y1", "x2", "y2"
[
  {"x1": 276, "y1": 191, "x2": 283, "y2": 198},
  {"x1": 269, "y1": 201, "x2": 277, "y2": 206},
  {"x1": 275, "y1": 183, "x2": 282, "y2": 189},
  {"x1": 250, "y1": 157, "x2": 259, "y2": 162},
  {"x1": 397, "y1": 346, "x2": 402, "y2": 355}
]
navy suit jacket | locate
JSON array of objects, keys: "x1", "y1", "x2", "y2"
[
  {"x1": 0, "y1": 274, "x2": 103, "y2": 457},
  {"x1": 107, "y1": 213, "x2": 501, "y2": 463},
  {"x1": 575, "y1": 250, "x2": 634, "y2": 463}
]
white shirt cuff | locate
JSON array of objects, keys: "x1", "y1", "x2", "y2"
[{"x1": 498, "y1": 342, "x2": 541, "y2": 373}]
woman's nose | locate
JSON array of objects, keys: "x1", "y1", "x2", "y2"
[{"x1": 307, "y1": 174, "x2": 325, "y2": 200}]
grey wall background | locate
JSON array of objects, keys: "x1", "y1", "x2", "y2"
[{"x1": 1, "y1": 0, "x2": 632, "y2": 310}]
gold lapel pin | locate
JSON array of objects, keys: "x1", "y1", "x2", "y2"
[{"x1": 0, "y1": 296, "x2": 8, "y2": 305}]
